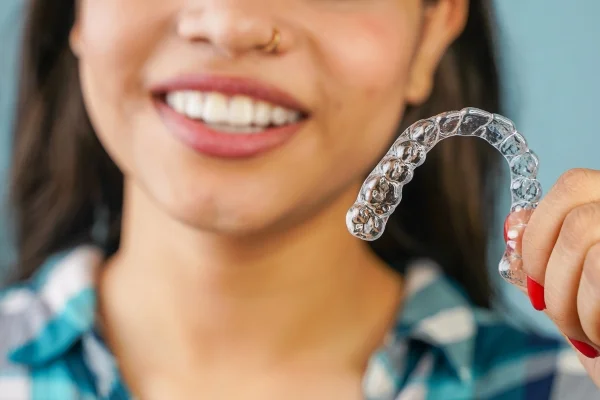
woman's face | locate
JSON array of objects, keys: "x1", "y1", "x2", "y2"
[{"x1": 71, "y1": 0, "x2": 466, "y2": 235}]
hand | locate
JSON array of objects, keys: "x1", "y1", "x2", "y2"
[{"x1": 514, "y1": 168, "x2": 600, "y2": 385}]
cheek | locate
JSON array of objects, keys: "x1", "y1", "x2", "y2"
[
  {"x1": 77, "y1": 0, "x2": 173, "y2": 63},
  {"x1": 305, "y1": 8, "x2": 420, "y2": 174},
  {"x1": 317, "y1": 12, "x2": 418, "y2": 102},
  {"x1": 75, "y1": 0, "x2": 176, "y2": 168},
  {"x1": 76, "y1": 0, "x2": 175, "y2": 102}
]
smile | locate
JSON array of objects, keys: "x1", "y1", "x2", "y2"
[
  {"x1": 165, "y1": 91, "x2": 303, "y2": 134},
  {"x1": 152, "y1": 75, "x2": 309, "y2": 158}
]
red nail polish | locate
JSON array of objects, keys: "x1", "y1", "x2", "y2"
[
  {"x1": 568, "y1": 338, "x2": 600, "y2": 358},
  {"x1": 526, "y1": 277, "x2": 546, "y2": 311},
  {"x1": 503, "y1": 215, "x2": 510, "y2": 243}
]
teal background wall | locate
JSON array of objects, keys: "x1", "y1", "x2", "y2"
[
  {"x1": 491, "y1": 1, "x2": 600, "y2": 335},
  {"x1": 0, "y1": 1, "x2": 599, "y2": 336},
  {"x1": 0, "y1": 0, "x2": 22, "y2": 273}
]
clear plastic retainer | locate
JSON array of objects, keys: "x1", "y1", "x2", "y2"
[{"x1": 346, "y1": 107, "x2": 541, "y2": 287}]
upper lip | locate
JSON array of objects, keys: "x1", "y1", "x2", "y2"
[{"x1": 150, "y1": 75, "x2": 310, "y2": 115}]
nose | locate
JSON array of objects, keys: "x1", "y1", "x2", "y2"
[{"x1": 177, "y1": 4, "x2": 289, "y2": 57}]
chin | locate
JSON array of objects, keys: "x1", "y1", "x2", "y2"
[
  {"x1": 128, "y1": 141, "x2": 353, "y2": 239},
  {"x1": 155, "y1": 188, "x2": 292, "y2": 237}
]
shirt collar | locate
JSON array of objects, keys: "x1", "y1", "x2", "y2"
[
  {"x1": 393, "y1": 260, "x2": 482, "y2": 382},
  {"x1": 5, "y1": 246, "x2": 103, "y2": 366},
  {"x1": 5, "y1": 247, "x2": 487, "y2": 383}
]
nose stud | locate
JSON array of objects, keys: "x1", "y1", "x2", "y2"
[{"x1": 260, "y1": 28, "x2": 281, "y2": 53}]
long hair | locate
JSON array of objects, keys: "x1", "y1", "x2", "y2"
[{"x1": 9, "y1": 0, "x2": 502, "y2": 308}]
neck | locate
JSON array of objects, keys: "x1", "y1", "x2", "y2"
[{"x1": 99, "y1": 180, "x2": 402, "y2": 374}]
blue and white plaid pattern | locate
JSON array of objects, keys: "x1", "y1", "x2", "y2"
[{"x1": 1, "y1": 246, "x2": 598, "y2": 399}]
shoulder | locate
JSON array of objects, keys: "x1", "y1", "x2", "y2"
[
  {"x1": 472, "y1": 313, "x2": 600, "y2": 399},
  {"x1": 0, "y1": 284, "x2": 36, "y2": 398},
  {"x1": 0, "y1": 246, "x2": 104, "y2": 399},
  {"x1": 396, "y1": 260, "x2": 599, "y2": 399}
]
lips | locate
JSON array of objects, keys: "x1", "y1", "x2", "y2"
[{"x1": 151, "y1": 75, "x2": 309, "y2": 158}]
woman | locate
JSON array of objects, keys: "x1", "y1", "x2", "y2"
[{"x1": 1, "y1": 0, "x2": 600, "y2": 398}]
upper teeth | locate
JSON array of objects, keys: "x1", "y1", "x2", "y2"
[{"x1": 166, "y1": 91, "x2": 301, "y2": 129}]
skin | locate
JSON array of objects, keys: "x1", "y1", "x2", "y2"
[
  {"x1": 521, "y1": 168, "x2": 600, "y2": 386},
  {"x1": 67, "y1": 0, "x2": 600, "y2": 397}
]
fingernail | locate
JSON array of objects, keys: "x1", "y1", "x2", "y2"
[
  {"x1": 526, "y1": 277, "x2": 546, "y2": 311},
  {"x1": 568, "y1": 338, "x2": 600, "y2": 358},
  {"x1": 503, "y1": 215, "x2": 510, "y2": 243}
]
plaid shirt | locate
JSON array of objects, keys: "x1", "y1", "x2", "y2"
[{"x1": 0, "y1": 246, "x2": 598, "y2": 399}]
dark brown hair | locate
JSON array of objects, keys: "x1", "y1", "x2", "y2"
[{"x1": 9, "y1": 0, "x2": 502, "y2": 308}]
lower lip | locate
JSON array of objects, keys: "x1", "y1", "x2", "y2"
[{"x1": 155, "y1": 100, "x2": 305, "y2": 158}]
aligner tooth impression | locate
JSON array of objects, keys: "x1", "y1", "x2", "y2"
[{"x1": 346, "y1": 108, "x2": 542, "y2": 287}]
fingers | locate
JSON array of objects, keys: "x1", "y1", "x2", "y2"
[
  {"x1": 557, "y1": 329, "x2": 600, "y2": 388},
  {"x1": 515, "y1": 169, "x2": 600, "y2": 361},
  {"x1": 575, "y1": 348, "x2": 600, "y2": 388},
  {"x1": 578, "y1": 243, "x2": 600, "y2": 346},
  {"x1": 542, "y1": 202, "x2": 600, "y2": 338},
  {"x1": 521, "y1": 169, "x2": 600, "y2": 285}
]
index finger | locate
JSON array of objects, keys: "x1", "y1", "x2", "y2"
[{"x1": 521, "y1": 168, "x2": 600, "y2": 284}]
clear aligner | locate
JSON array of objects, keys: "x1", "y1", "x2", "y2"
[{"x1": 346, "y1": 108, "x2": 541, "y2": 287}]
